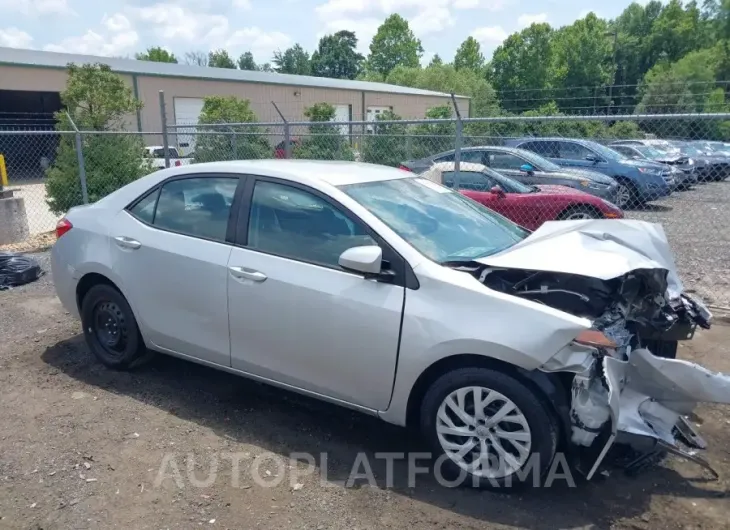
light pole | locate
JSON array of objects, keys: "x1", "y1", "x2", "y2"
[{"x1": 605, "y1": 29, "x2": 618, "y2": 115}]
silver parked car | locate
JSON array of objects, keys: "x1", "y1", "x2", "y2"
[{"x1": 52, "y1": 160, "x2": 721, "y2": 488}]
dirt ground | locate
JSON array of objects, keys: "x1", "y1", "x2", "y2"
[{"x1": 1, "y1": 255, "x2": 730, "y2": 530}]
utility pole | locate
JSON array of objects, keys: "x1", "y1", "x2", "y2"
[{"x1": 606, "y1": 29, "x2": 619, "y2": 116}]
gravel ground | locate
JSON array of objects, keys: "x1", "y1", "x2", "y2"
[
  {"x1": 1, "y1": 250, "x2": 730, "y2": 529},
  {"x1": 626, "y1": 179, "x2": 730, "y2": 308}
]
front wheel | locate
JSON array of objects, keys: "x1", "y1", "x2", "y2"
[
  {"x1": 420, "y1": 367, "x2": 559, "y2": 490},
  {"x1": 615, "y1": 181, "x2": 640, "y2": 209},
  {"x1": 558, "y1": 205, "x2": 600, "y2": 221}
]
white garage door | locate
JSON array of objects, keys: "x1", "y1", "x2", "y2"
[
  {"x1": 331, "y1": 104, "x2": 350, "y2": 136},
  {"x1": 366, "y1": 106, "x2": 392, "y2": 133},
  {"x1": 174, "y1": 97, "x2": 205, "y2": 155}
]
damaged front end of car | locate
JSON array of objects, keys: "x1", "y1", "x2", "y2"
[{"x1": 467, "y1": 219, "x2": 724, "y2": 479}]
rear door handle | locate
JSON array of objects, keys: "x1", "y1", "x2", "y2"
[
  {"x1": 229, "y1": 266, "x2": 267, "y2": 282},
  {"x1": 114, "y1": 236, "x2": 141, "y2": 250}
]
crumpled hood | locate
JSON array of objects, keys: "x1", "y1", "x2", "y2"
[{"x1": 476, "y1": 219, "x2": 684, "y2": 299}]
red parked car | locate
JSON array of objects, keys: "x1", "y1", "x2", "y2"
[
  {"x1": 420, "y1": 162, "x2": 624, "y2": 230},
  {"x1": 274, "y1": 139, "x2": 301, "y2": 158}
]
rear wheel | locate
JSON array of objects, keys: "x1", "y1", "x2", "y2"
[
  {"x1": 420, "y1": 367, "x2": 559, "y2": 490},
  {"x1": 81, "y1": 284, "x2": 147, "y2": 370},
  {"x1": 558, "y1": 205, "x2": 600, "y2": 221}
]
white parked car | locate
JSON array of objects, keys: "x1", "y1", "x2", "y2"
[
  {"x1": 51, "y1": 160, "x2": 721, "y2": 488},
  {"x1": 143, "y1": 145, "x2": 194, "y2": 170}
]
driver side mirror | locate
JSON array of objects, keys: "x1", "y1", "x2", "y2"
[
  {"x1": 585, "y1": 154, "x2": 602, "y2": 164},
  {"x1": 519, "y1": 163, "x2": 535, "y2": 173},
  {"x1": 339, "y1": 246, "x2": 394, "y2": 281},
  {"x1": 490, "y1": 185, "x2": 506, "y2": 198}
]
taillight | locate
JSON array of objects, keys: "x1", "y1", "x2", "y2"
[
  {"x1": 399, "y1": 165, "x2": 412, "y2": 172},
  {"x1": 56, "y1": 218, "x2": 73, "y2": 239}
]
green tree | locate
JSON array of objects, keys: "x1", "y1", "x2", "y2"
[
  {"x1": 490, "y1": 23, "x2": 554, "y2": 112},
  {"x1": 412, "y1": 105, "x2": 455, "y2": 158},
  {"x1": 237, "y1": 51, "x2": 257, "y2": 71},
  {"x1": 367, "y1": 14, "x2": 423, "y2": 76},
  {"x1": 45, "y1": 63, "x2": 149, "y2": 215},
  {"x1": 453, "y1": 37, "x2": 485, "y2": 73},
  {"x1": 272, "y1": 44, "x2": 311, "y2": 75},
  {"x1": 294, "y1": 103, "x2": 355, "y2": 160},
  {"x1": 194, "y1": 96, "x2": 271, "y2": 162},
  {"x1": 384, "y1": 63, "x2": 499, "y2": 117},
  {"x1": 310, "y1": 31, "x2": 364, "y2": 79},
  {"x1": 135, "y1": 47, "x2": 178, "y2": 63},
  {"x1": 550, "y1": 13, "x2": 614, "y2": 111},
  {"x1": 428, "y1": 54, "x2": 443, "y2": 67},
  {"x1": 361, "y1": 110, "x2": 408, "y2": 166},
  {"x1": 208, "y1": 49, "x2": 237, "y2": 69}
]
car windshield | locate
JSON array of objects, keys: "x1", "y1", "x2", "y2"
[
  {"x1": 635, "y1": 145, "x2": 667, "y2": 158},
  {"x1": 339, "y1": 177, "x2": 528, "y2": 263},
  {"x1": 510, "y1": 149, "x2": 563, "y2": 172},
  {"x1": 588, "y1": 142, "x2": 627, "y2": 161},
  {"x1": 675, "y1": 143, "x2": 705, "y2": 156}
]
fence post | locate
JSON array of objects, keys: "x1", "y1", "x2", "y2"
[
  {"x1": 159, "y1": 90, "x2": 170, "y2": 169},
  {"x1": 66, "y1": 112, "x2": 89, "y2": 204},
  {"x1": 450, "y1": 93, "x2": 463, "y2": 190},
  {"x1": 405, "y1": 133, "x2": 413, "y2": 160},
  {"x1": 271, "y1": 101, "x2": 291, "y2": 158},
  {"x1": 229, "y1": 127, "x2": 238, "y2": 159}
]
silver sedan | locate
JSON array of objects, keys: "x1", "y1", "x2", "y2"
[{"x1": 51, "y1": 160, "x2": 719, "y2": 488}]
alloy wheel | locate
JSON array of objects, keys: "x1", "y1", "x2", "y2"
[{"x1": 436, "y1": 386, "x2": 532, "y2": 479}]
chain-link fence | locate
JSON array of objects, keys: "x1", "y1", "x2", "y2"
[{"x1": 1, "y1": 112, "x2": 729, "y2": 306}]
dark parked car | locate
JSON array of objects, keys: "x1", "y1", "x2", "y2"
[
  {"x1": 609, "y1": 141, "x2": 697, "y2": 188},
  {"x1": 401, "y1": 146, "x2": 620, "y2": 204},
  {"x1": 503, "y1": 137, "x2": 673, "y2": 208},
  {"x1": 670, "y1": 141, "x2": 730, "y2": 182}
]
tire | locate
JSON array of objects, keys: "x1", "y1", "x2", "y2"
[
  {"x1": 558, "y1": 205, "x2": 600, "y2": 221},
  {"x1": 420, "y1": 367, "x2": 559, "y2": 490},
  {"x1": 80, "y1": 284, "x2": 147, "y2": 370},
  {"x1": 615, "y1": 180, "x2": 640, "y2": 209}
]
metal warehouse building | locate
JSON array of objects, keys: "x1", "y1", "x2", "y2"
[{"x1": 0, "y1": 46, "x2": 468, "y2": 146}]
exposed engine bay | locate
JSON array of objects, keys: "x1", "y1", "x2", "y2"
[{"x1": 457, "y1": 219, "x2": 724, "y2": 479}]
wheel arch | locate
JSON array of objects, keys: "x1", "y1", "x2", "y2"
[
  {"x1": 75, "y1": 272, "x2": 124, "y2": 313},
  {"x1": 556, "y1": 203, "x2": 603, "y2": 220},
  {"x1": 404, "y1": 354, "x2": 572, "y2": 442}
]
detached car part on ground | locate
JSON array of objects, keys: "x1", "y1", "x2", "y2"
[{"x1": 51, "y1": 161, "x2": 720, "y2": 489}]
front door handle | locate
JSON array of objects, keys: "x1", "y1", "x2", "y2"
[
  {"x1": 229, "y1": 266, "x2": 267, "y2": 282},
  {"x1": 114, "y1": 236, "x2": 141, "y2": 250}
]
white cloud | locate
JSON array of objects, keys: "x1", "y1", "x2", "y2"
[
  {"x1": 471, "y1": 25, "x2": 508, "y2": 53},
  {"x1": 452, "y1": 0, "x2": 511, "y2": 10},
  {"x1": 232, "y1": 0, "x2": 252, "y2": 8},
  {"x1": 411, "y1": 6, "x2": 455, "y2": 35},
  {"x1": 43, "y1": 13, "x2": 138, "y2": 56},
  {"x1": 518, "y1": 13, "x2": 548, "y2": 27},
  {"x1": 315, "y1": 0, "x2": 458, "y2": 36},
  {"x1": 129, "y1": 3, "x2": 229, "y2": 43},
  {"x1": 0, "y1": 27, "x2": 33, "y2": 48},
  {"x1": 226, "y1": 27, "x2": 292, "y2": 61},
  {"x1": 0, "y1": 0, "x2": 73, "y2": 16}
]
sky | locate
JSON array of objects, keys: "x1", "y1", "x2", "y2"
[{"x1": 0, "y1": 0, "x2": 655, "y2": 66}]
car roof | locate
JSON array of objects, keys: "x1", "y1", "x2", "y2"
[
  {"x1": 152, "y1": 160, "x2": 414, "y2": 187},
  {"x1": 511, "y1": 137, "x2": 595, "y2": 146}
]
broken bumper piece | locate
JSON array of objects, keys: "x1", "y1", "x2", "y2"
[{"x1": 568, "y1": 348, "x2": 730, "y2": 480}]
